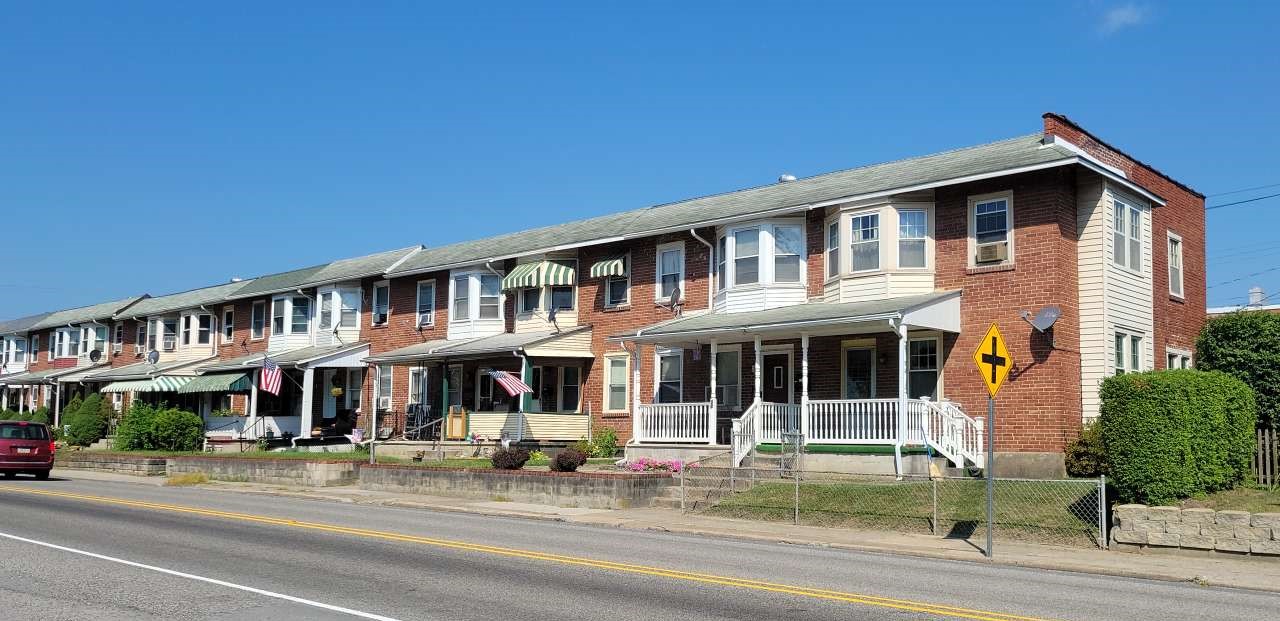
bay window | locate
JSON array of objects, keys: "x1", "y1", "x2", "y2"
[
  {"x1": 850, "y1": 213, "x2": 880, "y2": 272},
  {"x1": 452, "y1": 276, "x2": 471, "y2": 319},
  {"x1": 826, "y1": 221, "x2": 840, "y2": 278},
  {"x1": 478, "y1": 274, "x2": 501, "y2": 319},
  {"x1": 450, "y1": 272, "x2": 504, "y2": 323},
  {"x1": 733, "y1": 229, "x2": 760, "y2": 285},
  {"x1": 898, "y1": 210, "x2": 927, "y2": 268},
  {"x1": 268, "y1": 297, "x2": 312, "y2": 336},
  {"x1": 772, "y1": 225, "x2": 802, "y2": 283},
  {"x1": 717, "y1": 221, "x2": 807, "y2": 292},
  {"x1": 271, "y1": 299, "x2": 285, "y2": 335},
  {"x1": 290, "y1": 297, "x2": 311, "y2": 334}
]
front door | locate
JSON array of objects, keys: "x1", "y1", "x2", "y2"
[
  {"x1": 320, "y1": 369, "x2": 337, "y2": 420},
  {"x1": 762, "y1": 354, "x2": 791, "y2": 404},
  {"x1": 844, "y1": 348, "x2": 875, "y2": 399}
]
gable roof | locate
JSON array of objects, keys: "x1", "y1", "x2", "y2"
[
  {"x1": 31, "y1": 296, "x2": 146, "y2": 330},
  {"x1": 117, "y1": 280, "x2": 255, "y2": 319},
  {"x1": 387, "y1": 134, "x2": 1082, "y2": 277},
  {"x1": 0, "y1": 312, "x2": 52, "y2": 336},
  {"x1": 226, "y1": 246, "x2": 422, "y2": 300}
]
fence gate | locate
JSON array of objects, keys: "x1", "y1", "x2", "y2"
[
  {"x1": 1258, "y1": 428, "x2": 1278, "y2": 489},
  {"x1": 780, "y1": 432, "x2": 803, "y2": 476}
]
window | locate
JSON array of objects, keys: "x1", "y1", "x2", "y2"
[
  {"x1": 271, "y1": 299, "x2": 285, "y2": 335},
  {"x1": 222, "y1": 308, "x2": 234, "y2": 343},
  {"x1": 908, "y1": 338, "x2": 940, "y2": 399},
  {"x1": 550, "y1": 285, "x2": 574, "y2": 311},
  {"x1": 30, "y1": 335, "x2": 38, "y2": 360},
  {"x1": 561, "y1": 366, "x2": 580, "y2": 412},
  {"x1": 850, "y1": 213, "x2": 880, "y2": 272},
  {"x1": 48, "y1": 332, "x2": 56, "y2": 360},
  {"x1": 56, "y1": 328, "x2": 79, "y2": 358},
  {"x1": 339, "y1": 290, "x2": 359, "y2": 328},
  {"x1": 478, "y1": 274, "x2": 501, "y2": 319},
  {"x1": 408, "y1": 368, "x2": 425, "y2": 404},
  {"x1": 197, "y1": 314, "x2": 212, "y2": 345},
  {"x1": 319, "y1": 293, "x2": 333, "y2": 330},
  {"x1": 898, "y1": 210, "x2": 927, "y2": 269},
  {"x1": 345, "y1": 369, "x2": 363, "y2": 410},
  {"x1": 161, "y1": 319, "x2": 177, "y2": 351},
  {"x1": 1114, "y1": 331, "x2": 1143, "y2": 375},
  {"x1": 657, "y1": 242, "x2": 685, "y2": 300},
  {"x1": 656, "y1": 349, "x2": 683, "y2": 403},
  {"x1": 975, "y1": 199, "x2": 1009, "y2": 245},
  {"x1": 1168, "y1": 234, "x2": 1184, "y2": 297},
  {"x1": 377, "y1": 365, "x2": 392, "y2": 410},
  {"x1": 520, "y1": 287, "x2": 540, "y2": 314},
  {"x1": 251, "y1": 301, "x2": 266, "y2": 340},
  {"x1": 605, "y1": 355, "x2": 628, "y2": 412},
  {"x1": 1113, "y1": 197, "x2": 1142, "y2": 271},
  {"x1": 605, "y1": 257, "x2": 630, "y2": 307},
  {"x1": 446, "y1": 365, "x2": 463, "y2": 408},
  {"x1": 1167, "y1": 350, "x2": 1192, "y2": 370},
  {"x1": 732, "y1": 229, "x2": 759, "y2": 286},
  {"x1": 372, "y1": 281, "x2": 390, "y2": 326},
  {"x1": 416, "y1": 280, "x2": 435, "y2": 326},
  {"x1": 452, "y1": 276, "x2": 470, "y2": 320},
  {"x1": 114, "y1": 324, "x2": 124, "y2": 347},
  {"x1": 477, "y1": 371, "x2": 496, "y2": 411},
  {"x1": 135, "y1": 324, "x2": 146, "y2": 352},
  {"x1": 715, "y1": 349, "x2": 741, "y2": 408},
  {"x1": 826, "y1": 221, "x2": 840, "y2": 278},
  {"x1": 716, "y1": 236, "x2": 727, "y2": 291},
  {"x1": 182, "y1": 315, "x2": 193, "y2": 346},
  {"x1": 773, "y1": 225, "x2": 803, "y2": 283},
  {"x1": 290, "y1": 297, "x2": 311, "y2": 334}
]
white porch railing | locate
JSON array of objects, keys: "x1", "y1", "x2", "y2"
[
  {"x1": 912, "y1": 399, "x2": 984, "y2": 467},
  {"x1": 805, "y1": 399, "x2": 900, "y2": 444},
  {"x1": 635, "y1": 402, "x2": 714, "y2": 444},
  {"x1": 731, "y1": 401, "x2": 761, "y2": 467},
  {"x1": 759, "y1": 402, "x2": 803, "y2": 444}
]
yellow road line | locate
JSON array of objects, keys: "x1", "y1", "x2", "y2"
[{"x1": 0, "y1": 485, "x2": 1058, "y2": 621}]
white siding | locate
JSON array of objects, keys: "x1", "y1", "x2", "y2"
[
  {"x1": 314, "y1": 283, "x2": 362, "y2": 346},
  {"x1": 713, "y1": 285, "x2": 807, "y2": 314},
  {"x1": 1077, "y1": 175, "x2": 1107, "y2": 422},
  {"x1": 1100, "y1": 182, "x2": 1154, "y2": 412},
  {"x1": 467, "y1": 411, "x2": 589, "y2": 441}
]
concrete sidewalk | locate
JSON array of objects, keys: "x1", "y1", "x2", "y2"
[{"x1": 56, "y1": 468, "x2": 1280, "y2": 593}]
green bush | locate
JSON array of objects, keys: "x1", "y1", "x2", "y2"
[
  {"x1": 490, "y1": 447, "x2": 530, "y2": 470},
  {"x1": 1064, "y1": 422, "x2": 1107, "y2": 478},
  {"x1": 550, "y1": 447, "x2": 588, "y2": 472},
  {"x1": 28, "y1": 407, "x2": 50, "y2": 425},
  {"x1": 115, "y1": 401, "x2": 203, "y2": 451},
  {"x1": 588, "y1": 425, "x2": 618, "y2": 458},
  {"x1": 65, "y1": 394, "x2": 109, "y2": 446},
  {"x1": 1099, "y1": 370, "x2": 1257, "y2": 504},
  {"x1": 114, "y1": 400, "x2": 158, "y2": 450},
  {"x1": 1197, "y1": 311, "x2": 1280, "y2": 429}
]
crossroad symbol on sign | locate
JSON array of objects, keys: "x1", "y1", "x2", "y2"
[{"x1": 972, "y1": 323, "x2": 1013, "y2": 397}]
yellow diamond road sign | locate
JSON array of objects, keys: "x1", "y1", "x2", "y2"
[{"x1": 972, "y1": 323, "x2": 1013, "y2": 397}]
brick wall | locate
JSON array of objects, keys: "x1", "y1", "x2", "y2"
[{"x1": 1042, "y1": 113, "x2": 1206, "y2": 367}]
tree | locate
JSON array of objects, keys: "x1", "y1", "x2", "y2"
[{"x1": 1197, "y1": 311, "x2": 1280, "y2": 429}]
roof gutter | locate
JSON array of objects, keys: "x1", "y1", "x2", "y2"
[{"x1": 689, "y1": 228, "x2": 715, "y2": 310}]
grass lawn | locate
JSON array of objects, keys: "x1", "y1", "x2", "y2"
[
  {"x1": 708, "y1": 477, "x2": 1102, "y2": 546},
  {"x1": 1176, "y1": 487, "x2": 1280, "y2": 514},
  {"x1": 73, "y1": 450, "x2": 617, "y2": 470}
]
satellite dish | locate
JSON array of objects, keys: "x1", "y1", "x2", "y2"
[
  {"x1": 665, "y1": 287, "x2": 683, "y2": 316},
  {"x1": 147, "y1": 349, "x2": 160, "y2": 365},
  {"x1": 88, "y1": 349, "x2": 102, "y2": 363},
  {"x1": 1024, "y1": 305, "x2": 1062, "y2": 332}
]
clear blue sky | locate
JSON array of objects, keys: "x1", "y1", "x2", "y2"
[{"x1": 2, "y1": 2, "x2": 1277, "y2": 318}]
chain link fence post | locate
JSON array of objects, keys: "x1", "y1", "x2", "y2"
[
  {"x1": 1098, "y1": 474, "x2": 1107, "y2": 549},
  {"x1": 794, "y1": 467, "x2": 800, "y2": 526},
  {"x1": 932, "y1": 476, "x2": 939, "y2": 536},
  {"x1": 680, "y1": 467, "x2": 686, "y2": 514}
]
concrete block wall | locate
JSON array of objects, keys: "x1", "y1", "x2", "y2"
[
  {"x1": 166, "y1": 457, "x2": 359, "y2": 487},
  {"x1": 1112, "y1": 504, "x2": 1280, "y2": 556}
]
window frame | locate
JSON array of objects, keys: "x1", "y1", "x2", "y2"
[
  {"x1": 907, "y1": 336, "x2": 942, "y2": 400},
  {"x1": 196, "y1": 313, "x2": 212, "y2": 345},
  {"x1": 718, "y1": 219, "x2": 809, "y2": 291},
  {"x1": 290, "y1": 296, "x2": 311, "y2": 335},
  {"x1": 713, "y1": 345, "x2": 742, "y2": 410},
  {"x1": 135, "y1": 324, "x2": 147, "y2": 352},
  {"x1": 603, "y1": 353, "x2": 629, "y2": 413},
  {"x1": 549, "y1": 285, "x2": 575, "y2": 312},
  {"x1": 1112, "y1": 195, "x2": 1144, "y2": 273},
  {"x1": 654, "y1": 347, "x2": 684, "y2": 404},
  {"x1": 1114, "y1": 329, "x2": 1144, "y2": 375},
  {"x1": 655, "y1": 241, "x2": 686, "y2": 302},
  {"x1": 271, "y1": 298, "x2": 286, "y2": 336},
  {"x1": 849, "y1": 211, "x2": 881, "y2": 273},
  {"x1": 449, "y1": 271, "x2": 505, "y2": 324},
  {"x1": 605, "y1": 254, "x2": 631, "y2": 308},
  {"x1": 376, "y1": 364, "x2": 393, "y2": 412},
  {"x1": 415, "y1": 279, "x2": 436, "y2": 327},
  {"x1": 771, "y1": 223, "x2": 804, "y2": 284},
  {"x1": 221, "y1": 307, "x2": 234, "y2": 344},
  {"x1": 251, "y1": 300, "x2": 266, "y2": 340},
  {"x1": 1167, "y1": 232, "x2": 1184, "y2": 298},
  {"x1": 408, "y1": 367, "x2": 426, "y2": 405},
  {"x1": 825, "y1": 219, "x2": 841, "y2": 279},
  {"x1": 897, "y1": 209, "x2": 928, "y2": 269},
  {"x1": 371, "y1": 281, "x2": 390, "y2": 326},
  {"x1": 731, "y1": 228, "x2": 760, "y2": 287},
  {"x1": 1165, "y1": 347, "x2": 1193, "y2": 370},
  {"x1": 967, "y1": 192, "x2": 1015, "y2": 268},
  {"x1": 519, "y1": 287, "x2": 541, "y2": 314}
]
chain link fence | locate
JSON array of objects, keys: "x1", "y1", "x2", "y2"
[{"x1": 686, "y1": 465, "x2": 1106, "y2": 548}]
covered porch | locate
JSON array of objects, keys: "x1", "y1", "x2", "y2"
[{"x1": 613, "y1": 291, "x2": 984, "y2": 469}]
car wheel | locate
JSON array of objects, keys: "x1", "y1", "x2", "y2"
[{"x1": 33, "y1": 470, "x2": 50, "y2": 481}]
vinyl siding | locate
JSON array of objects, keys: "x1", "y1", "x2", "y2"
[
  {"x1": 1076, "y1": 174, "x2": 1107, "y2": 421},
  {"x1": 466, "y1": 411, "x2": 589, "y2": 441},
  {"x1": 1102, "y1": 182, "x2": 1155, "y2": 388}
]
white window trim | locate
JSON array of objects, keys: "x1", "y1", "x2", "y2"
[
  {"x1": 1167, "y1": 231, "x2": 1184, "y2": 299},
  {"x1": 376, "y1": 364, "x2": 393, "y2": 411},
  {"x1": 896, "y1": 208, "x2": 930, "y2": 270},
  {"x1": 408, "y1": 367, "x2": 426, "y2": 404},
  {"x1": 848, "y1": 209, "x2": 882, "y2": 274},
  {"x1": 449, "y1": 270, "x2": 504, "y2": 324},
  {"x1": 251, "y1": 300, "x2": 266, "y2": 340},
  {"x1": 604, "y1": 253, "x2": 632, "y2": 308},
  {"x1": 907, "y1": 334, "x2": 943, "y2": 399},
  {"x1": 222, "y1": 306, "x2": 235, "y2": 344},
  {"x1": 1165, "y1": 346, "x2": 1193, "y2": 370},
  {"x1": 1113, "y1": 329, "x2": 1145, "y2": 375},
  {"x1": 559, "y1": 365, "x2": 582, "y2": 413},
  {"x1": 269, "y1": 295, "x2": 313, "y2": 337},
  {"x1": 372, "y1": 280, "x2": 391, "y2": 326},
  {"x1": 654, "y1": 346, "x2": 684, "y2": 403},
  {"x1": 603, "y1": 353, "x2": 630, "y2": 414},
  {"x1": 135, "y1": 324, "x2": 146, "y2": 352},
  {"x1": 717, "y1": 219, "x2": 809, "y2": 292},
  {"x1": 967, "y1": 191, "x2": 1014, "y2": 268},
  {"x1": 655, "y1": 241, "x2": 686, "y2": 302},
  {"x1": 824, "y1": 216, "x2": 841, "y2": 280},
  {"x1": 1111, "y1": 192, "x2": 1145, "y2": 275},
  {"x1": 712, "y1": 344, "x2": 743, "y2": 410},
  {"x1": 415, "y1": 279, "x2": 436, "y2": 327}
]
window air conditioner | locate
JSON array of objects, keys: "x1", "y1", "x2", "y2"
[
  {"x1": 417, "y1": 314, "x2": 432, "y2": 328},
  {"x1": 112, "y1": 343, "x2": 122, "y2": 354},
  {"x1": 975, "y1": 241, "x2": 1008, "y2": 264},
  {"x1": 377, "y1": 396, "x2": 392, "y2": 410},
  {"x1": 162, "y1": 337, "x2": 177, "y2": 351}
]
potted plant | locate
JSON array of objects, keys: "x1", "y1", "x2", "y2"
[{"x1": 412, "y1": 450, "x2": 426, "y2": 463}]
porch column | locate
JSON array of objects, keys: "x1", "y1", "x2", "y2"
[
  {"x1": 300, "y1": 367, "x2": 315, "y2": 438},
  {"x1": 752, "y1": 336, "x2": 763, "y2": 404},
  {"x1": 1, "y1": 389, "x2": 7, "y2": 410},
  {"x1": 248, "y1": 369, "x2": 259, "y2": 437},
  {"x1": 800, "y1": 333, "x2": 810, "y2": 441},
  {"x1": 895, "y1": 320, "x2": 909, "y2": 475},
  {"x1": 18, "y1": 388, "x2": 26, "y2": 414},
  {"x1": 517, "y1": 354, "x2": 530, "y2": 443},
  {"x1": 53, "y1": 385, "x2": 61, "y2": 428},
  {"x1": 630, "y1": 344, "x2": 642, "y2": 442},
  {"x1": 709, "y1": 340, "x2": 718, "y2": 445}
]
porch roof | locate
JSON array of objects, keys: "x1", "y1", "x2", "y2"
[
  {"x1": 365, "y1": 326, "x2": 594, "y2": 364},
  {"x1": 83, "y1": 358, "x2": 207, "y2": 382},
  {"x1": 196, "y1": 342, "x2": 369, "y2": 373},
  {"x1": 611, "y1": 291, "x2": 962, "y2": 343}
]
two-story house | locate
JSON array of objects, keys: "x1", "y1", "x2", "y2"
[
  {"x1": 357, "y1": 113, "x2": 1202, "y2": 478},
  {"x1": 0, "y1": 312, "x2": 52, "y2": 412}
]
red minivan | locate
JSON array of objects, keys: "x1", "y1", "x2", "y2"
[{"x1": 0, "y1": 421, "x2": 54, "y2": 479}]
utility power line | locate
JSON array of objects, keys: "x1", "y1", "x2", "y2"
[
  {"x1": 1208, "y1": 182, "x2": 1280, "y2": 197},
  {"x1": 1206, "y1": 191, "x2": 1280, "y2": 211}
]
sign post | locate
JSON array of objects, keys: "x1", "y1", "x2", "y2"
[{"x1": 972, "y1": 323, "x2": 1012, "y2": 559}]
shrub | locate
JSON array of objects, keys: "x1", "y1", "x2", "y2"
[
  {"x1": 115, "y1": 402, "x2": 204, "y2": 451},
  {"x1": 490, "y1": 447, "x2": 531, "y2": 470},
  {"x1": 114, "y1": 401, "x2": 159, "y2": 451},
  {"x1": 28, "y1": 407, "x2": 50, "y2": 425},
  {"x1": 65, "y1": 394, "x2": 109, "y2": 446},
  {"x1": 589, "y1": 425, "x2": 618, "y2": 458},
  {"x1": 1099, "y1": 370, "x2": 1257, "y2": 504},
  {"x1": 1064, "y1": 422, "x2": 1107, "y2": 478},
  {"x1": 1197, "y1": 311, "x2": 1280, "y2": 429},
  {"x1": 550, "y1": 448, "x2": 589, "y2": 472}
]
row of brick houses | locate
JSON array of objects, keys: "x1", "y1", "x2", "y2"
[{"x1": 0, "y1": 114, "x2": 1205, "y2": 476}]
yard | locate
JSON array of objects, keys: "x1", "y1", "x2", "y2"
[{"x1": 1175, "y1": 486, "x2": 1280, "y2": 514}]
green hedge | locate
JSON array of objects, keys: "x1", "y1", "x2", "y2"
[
  {"x1": 65, "y1": 394, "x2": 110, "y2": 446},
  {"x1": 1197, "y1": 311, "x2": 1280, "y2": 429},
  {"x1": 1099, "y1": 370, "x2": 1256, "y2": 504},
  {"x1": 115, "y1": 401, "x2": 204, "y2": 452}
]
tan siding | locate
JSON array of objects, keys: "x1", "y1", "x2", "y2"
[
  {"x1": 1077, "y1": 175, "x2": 1107, "y2": 421},
  {"x1": 467, "y1": 411, "x2": 589, "y2": 440}
]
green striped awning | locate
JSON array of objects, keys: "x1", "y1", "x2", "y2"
[
  {"x1": 150, "y1": 376, "x2": 193, "y2": 392},
  {"x1": 589, "y1": 256, "x2": 628, "y2": 278},
  {"x1": 501, "y1": 261, "x2": 577, "y2": 291},
  {"x1": 100, "y1": 380, "x2": 155, "y2": 393},
  {"x1": 176, "y1": 373, "x2": 251, "y2": 394}
]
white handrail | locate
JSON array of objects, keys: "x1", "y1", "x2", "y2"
[
  {"x1": 635, "y1": 402, "x2": 714, "y2": 444},
  {"x1": 914, "y1": 399, "x2": 984, "y2": 467},
  {"x1": 731, "y1": 400, "x2": 761, "y2": 467}
]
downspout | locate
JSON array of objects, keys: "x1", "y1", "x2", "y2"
[
  {"x1": 620, "y1": 341, "x2": 640, "y2": 446},
  {"x1": 690, "y1": 228, "x2": 714, "y2": 310}
]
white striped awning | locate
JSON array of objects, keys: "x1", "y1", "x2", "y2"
[
  {"x1": 100, "y1": 376, "x2": 194, "y2": 393},
  {"x1": 589, "y1": 256, "x2": 628, "y2": 278},
  {"x1": 100, "y1": 380, "x2": 153, "y2": 393},
  {"x1": 500, "y1": 261, "x2": 576, "y2": 291}
]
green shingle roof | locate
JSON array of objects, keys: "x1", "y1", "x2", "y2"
[
  {"x1": 388, "y1": 134, "x2": 1077, "y2": 277},
  {"x1": 226, "y1": 246, "x2": 422, "y2": 300},
  {"x1": 0, "y1": 312, "x2": 51, "y2": 336},
  {"x1": 117, "y1": 280, "x2": 255, "y2": 319},
  {"x1": 31, "y1": 296, "x2": 146, "y2": 330},
  {"x1": 225, "y1": 263, "x2": 329, "y2": 299}
]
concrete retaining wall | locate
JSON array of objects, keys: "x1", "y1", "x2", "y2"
[
  {"x1": 166, "y1": 457, "x2": 359, "y2": 487},
  {"x1": 56, "y1": 452, "x2": 168, "y2": 476},
  {"x1": 1112, "y1": 504, "x2": 1280, "y2": 557},
  {"x1": 359, "y1": 465, "x2": 673, "y2": 509}
]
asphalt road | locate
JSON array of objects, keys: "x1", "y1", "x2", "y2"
[{"x1": 0, "y1": 474, "x2": 1274, "y2": 620}]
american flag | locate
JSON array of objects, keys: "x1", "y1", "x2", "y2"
[
  {"x1": 260, "y1": 358, "x2": 283, "y2": 396},
  {"x1": 488, "y1": 370, "x2": 532, "y2": 397}
]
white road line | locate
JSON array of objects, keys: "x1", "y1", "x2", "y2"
[{"x1": 0, "y1": 530, "x2": 404, "y2": 621}]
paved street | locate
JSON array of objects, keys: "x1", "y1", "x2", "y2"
[{"x1": 0, "y1": 473, "x2": 1275, "y2": 620}]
